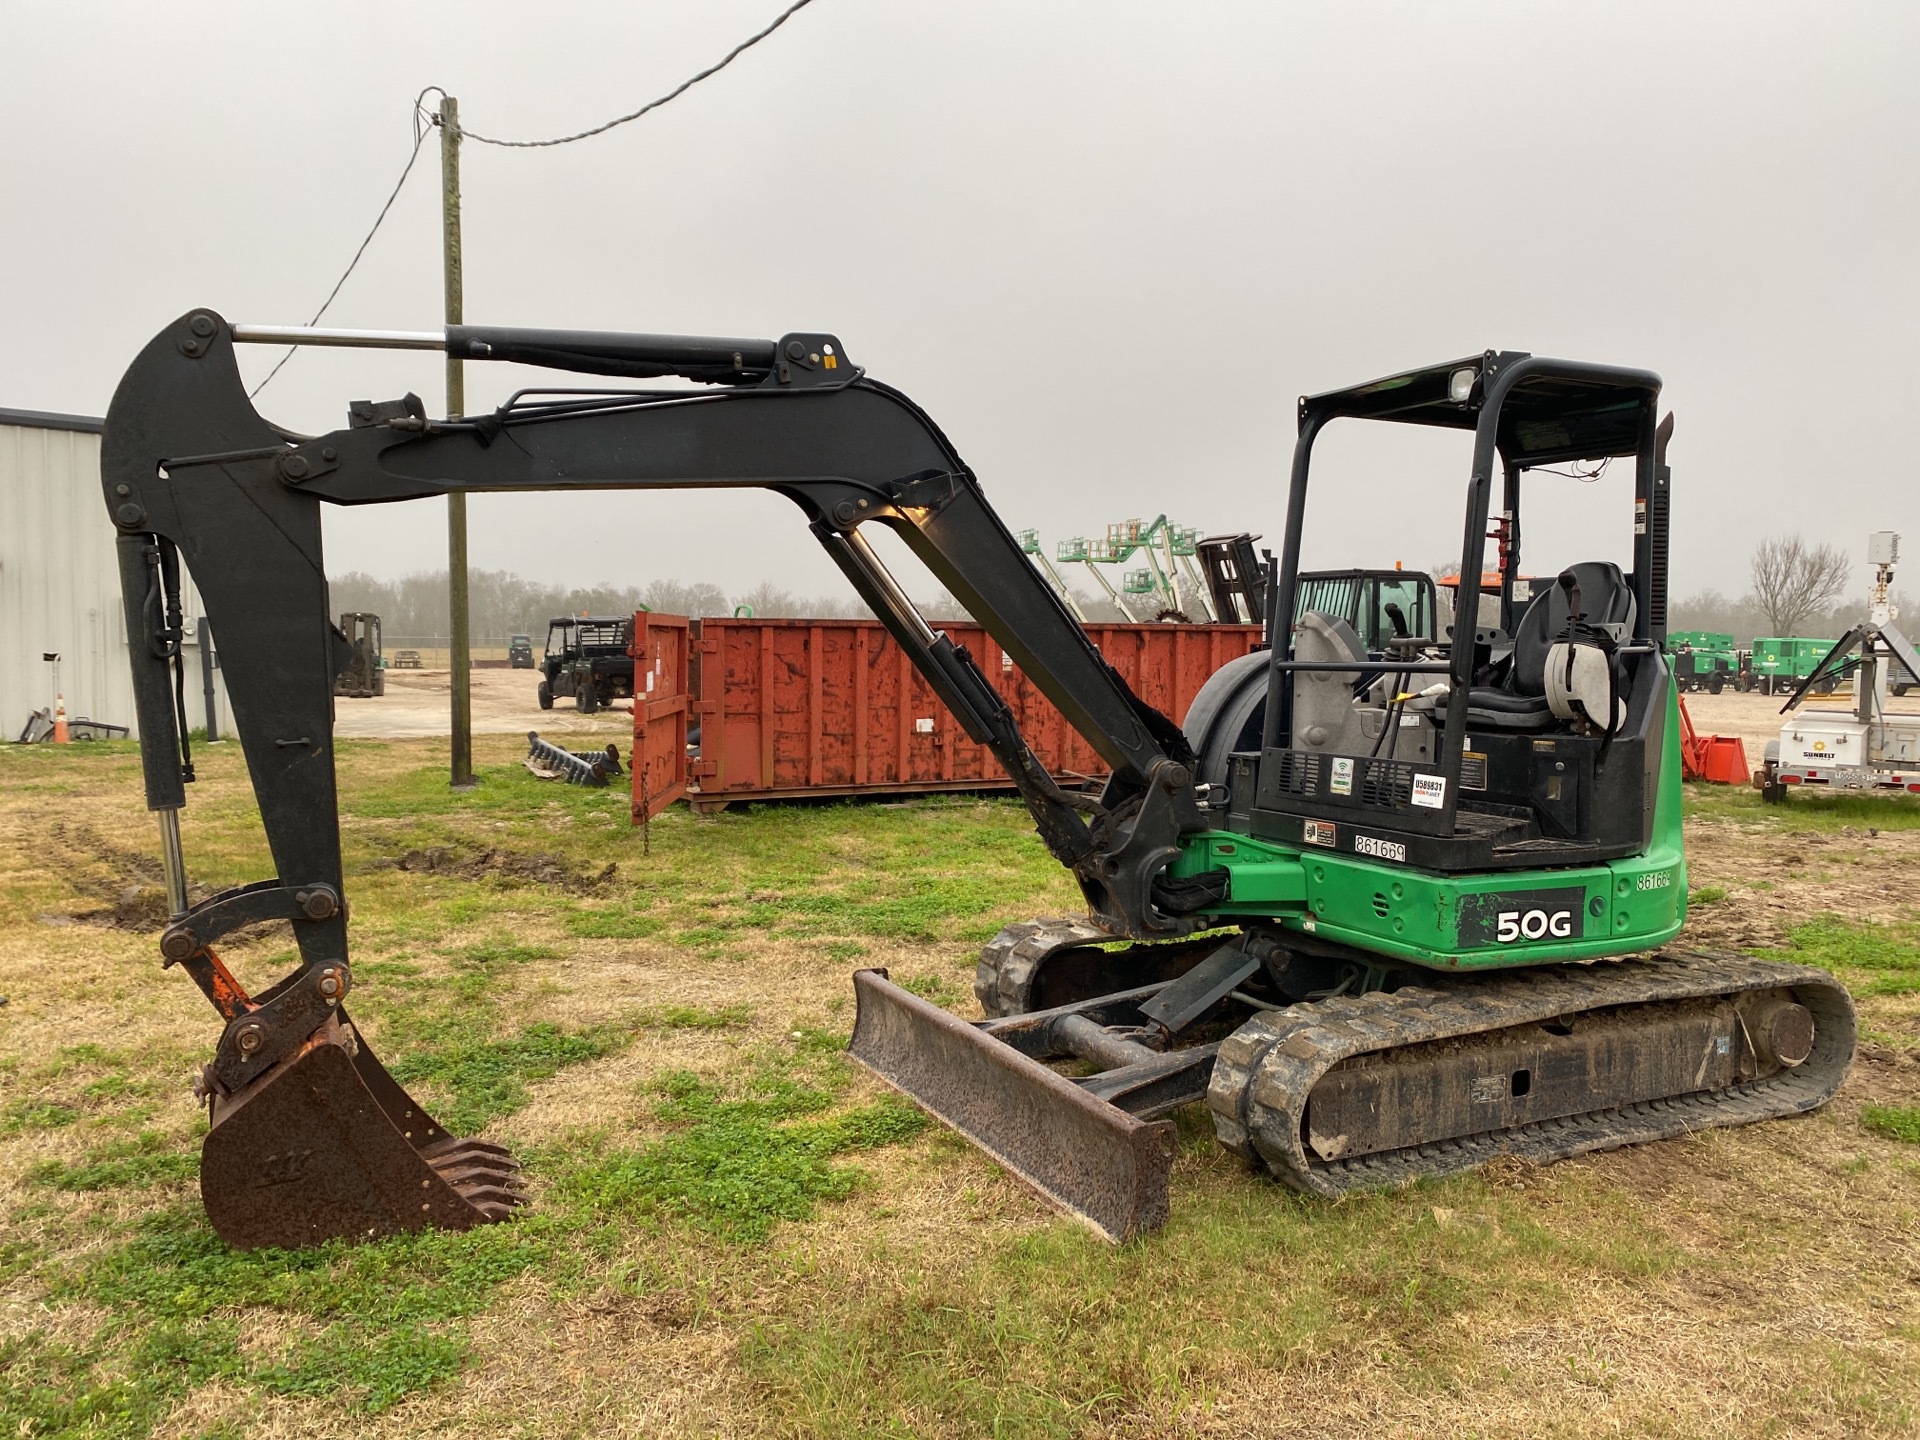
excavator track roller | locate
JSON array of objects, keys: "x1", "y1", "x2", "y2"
[
  {"x1": 200, "y1": 1012, "x2": 525, "y2": 1250},
  {"x1": 1206, "y1": 950, "x2": 1853, "y2": 1198}
]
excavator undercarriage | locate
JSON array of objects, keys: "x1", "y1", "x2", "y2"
[
  {"x1": 102, "y1": 315, "x2": 1853, "y2": 1249},
  {"x1": 855, "y1": 938, "x2": 1850, "y2": 1239}
]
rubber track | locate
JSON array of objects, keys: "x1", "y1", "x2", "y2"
[
  {"x1": 974, "y1": 918, "x2": 1225, "y2": 1018},
  {"x1": 1207, "y1": 948, "x2": 1855, "y2": 1196},
  {"x1": 975, "y1": 918, "x2": 1125, "y2": 1018}
]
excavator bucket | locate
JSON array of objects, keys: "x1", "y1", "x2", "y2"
[
  {"x1": 200, "y1": 1011, "x2": 524, "y2": 1250},
  {"x1": 848, "y1": 969, "x2": 1176, "y2": 1242}
]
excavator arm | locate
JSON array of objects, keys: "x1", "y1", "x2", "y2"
[{"x1": 101, "y1": 310, "x2": 1211, "y2": 1246}]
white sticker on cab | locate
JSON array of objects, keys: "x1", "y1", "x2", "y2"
[{"x1": 1411, "y1": 773, "x2": 1447, "y2": 809}]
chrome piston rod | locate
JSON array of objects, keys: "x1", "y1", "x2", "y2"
[
  {"x1": 231, "y1": 325, "x2": 446, "y2": 350},
  {"x1": 156, "y1": 808, "x2": 190, "y2": 919}
]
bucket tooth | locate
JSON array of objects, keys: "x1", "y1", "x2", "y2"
[
  {"x1": 451, "y1": 1184, "x2": 529, "y2": 1212},
  {"x1": 435, "y1": 1162, "x2": 525, "y2": 1190},
  {"x1": 427, "y1": 1144, "x2": 521, "y2": 1172},
  {"x1": 848, "y1": 968, "x2": 1174, "y2": 1242},
  {"x1": 199, "y1": 1015, "x2": 526, "y2": 1250}
]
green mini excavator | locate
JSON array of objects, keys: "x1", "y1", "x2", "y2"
[{"x1": 103, "y1": 316, "x2": 1850, "y2": 1248}]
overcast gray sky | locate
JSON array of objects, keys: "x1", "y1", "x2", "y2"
[{"x1": 4, "y1": 2, "x2": 1914, "y2": 606}]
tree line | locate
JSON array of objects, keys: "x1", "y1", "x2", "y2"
[
  {"x1": 325, "y1": 569, "x2": 870, "y2": 641},
  {"x1": 1445, "y1": 534, "x2": 1902, "y2": 645},
  {"x1": 336, "y1": 532, "x2": 1895, "y2": 647},
  {"x1": 321, "y1": 569, "x2": 1125, "y2": 641},
  {"x1": 1671, "y1": 534, "x2": 1906, "y2": 643}
]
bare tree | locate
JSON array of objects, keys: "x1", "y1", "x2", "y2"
[
  {"x1": 1746, "y1": 535, "x2": 1852, "y2": 637},
  {"x1": 641, "y1": 578, "x2": 728, "y2": 618}
]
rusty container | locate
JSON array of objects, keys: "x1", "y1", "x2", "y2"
[
  {"x1": 628, "y1": 612, "x2": 691, "y2": 821},
  {"x1": 677, "y1": 620, "x2": 1262, "y2": 814}
]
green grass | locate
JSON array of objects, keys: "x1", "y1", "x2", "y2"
[
  {"x1": 385, "y1": 1021, "x2": 628, "y2": 1135},
  {"x1": 1684, "y1": 782, "x2": 1920, "y2": 831},
  {"x1": 28, "y1": 1131, "x2": 199, "y2": 1193},
  {"x1": 1755, "y1": 913, "x2": 1920, "y2": 997},
  {"x1": 33, "y1": 1202, "x2": 565, "y2": 1425},
  {"x1": 0, "y1": 1099, "x2": 81, "y2": 1136},
  {"x1": 641, "y1": 1002, "x2": 753, "y2": 1029},
  {"x1": 9, "y1": 735, "x2": 1920, "y2": 1436},
  {"x1": 557, "y1": 1069, "x2": 927, "y2": 1243},
  {"x1": 1862, "y1": 1105, "x2": 1920, "y2": 1144},
  {"x1": 0, "y1": 742, "x2": 989, "y2": 1427},
  {"x1": 10, "y1": 1020, "x2": 926, "y2": 1430}
]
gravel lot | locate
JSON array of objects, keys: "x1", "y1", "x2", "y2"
[{"x1": 333, "y1": 665, "x2": 635, "y2": 741}]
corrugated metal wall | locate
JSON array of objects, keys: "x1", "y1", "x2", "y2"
[{"x1": 1, "y1": 411, "x2": 234, "y2": 741}]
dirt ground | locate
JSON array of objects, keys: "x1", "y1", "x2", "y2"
[
  {"x1": 334, "y1": 665, "x2": 635, "y2": 741},
  {"x1": 1674, "y1": 685, "x2": 1875, "y2": 768},
  {"x1": 333, "y1": 667, "x2": 1847, "y2": 752}
]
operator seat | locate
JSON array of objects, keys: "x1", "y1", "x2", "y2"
[{"x1": 1464, "y1": 561, "x2": 1636, "y2": 731}]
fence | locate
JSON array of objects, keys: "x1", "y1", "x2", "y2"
[{"x1": 379, "y1": 637, "x2": 526, "y2": 670}]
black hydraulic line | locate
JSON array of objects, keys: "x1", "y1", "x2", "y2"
[{"x1": 159, "y1": 539, "x2": 196, "y2": 784}]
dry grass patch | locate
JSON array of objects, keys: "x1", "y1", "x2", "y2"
[{"x1": 2, "y1": 742, "x2": 1919, "y2": 1436}]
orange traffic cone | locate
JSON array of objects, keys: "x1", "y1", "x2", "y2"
[{"x1": 52, "y1": 694, "x2": 69, "y2": 744}]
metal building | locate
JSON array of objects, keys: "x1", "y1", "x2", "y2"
[{"x1": 2, "y1": 408, "x2": 234, "y2": 741}]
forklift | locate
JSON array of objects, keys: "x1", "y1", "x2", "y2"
[
  {"x1": 330, "y1": 612, "x2": 384, "y2": 698},
  {"x1": 101, "y1": 314, "x2": 1851, "y2": 1248}
]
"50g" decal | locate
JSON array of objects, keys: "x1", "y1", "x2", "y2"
[
  {"x1": 1455, "y1": 886, "x2": 1586, "y2": 948},
  {"x1": 1495, "y1": 909, "x2": 1573, "y2": 942}
]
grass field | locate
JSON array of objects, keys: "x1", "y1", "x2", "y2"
[{"x1": 2, "y1": 735, "x2": 1918, "y2": 1438}]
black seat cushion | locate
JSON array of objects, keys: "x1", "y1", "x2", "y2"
[
  {"x1": 1465, "y1": 689, "x2": 1550, "y2": 714},
  {"x1": 1464, "y1": 689, "x2": 1558, "y2": 731},
  {"x1": 1510, "y1": 561, "x2": 1636, "y2": 697}
]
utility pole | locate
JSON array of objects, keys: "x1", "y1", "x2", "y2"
[{"x1": 440, "y1": 94, "x2": 475, "y2": 789}]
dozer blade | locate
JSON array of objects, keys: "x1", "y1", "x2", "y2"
[
  {"x1": 848, "y1": 969, "x2": 1174, "y2": 1242},
  {"x1": 201, "y1": 1010, "x2": 525, "y2": 1250}
]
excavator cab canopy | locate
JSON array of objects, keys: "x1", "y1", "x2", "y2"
[
  {"x1": 1298, "y1": 351, "x2": 1656, "y2": 467},
  {"x1": 1249, "y1": 351, "x2": 1674, "y2": 873}
]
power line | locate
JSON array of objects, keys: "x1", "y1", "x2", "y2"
[
  {"x1": 248, "y1": 0, "x2": 820, "y2": 397},
  {"x1": 248, "y1": 94, "x2": 440, "y2": 398},
  {"x1": 458, "y1": 0, "x2": 818, "y2": 148}
]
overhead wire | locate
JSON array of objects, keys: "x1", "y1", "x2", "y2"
[
  {"x1": 456, "y1": 0, "x2": 818, "y2": 148},
  {"x1": 249, "y1": 0, "x2": 821, "y2": 397},
  {"x1": 248, "y1": 91, "x2": 441, "y2": 398}
]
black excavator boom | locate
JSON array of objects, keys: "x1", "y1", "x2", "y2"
[{"x1": 103, "y1": 311, "x2": 1212, "y2": 1248}]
